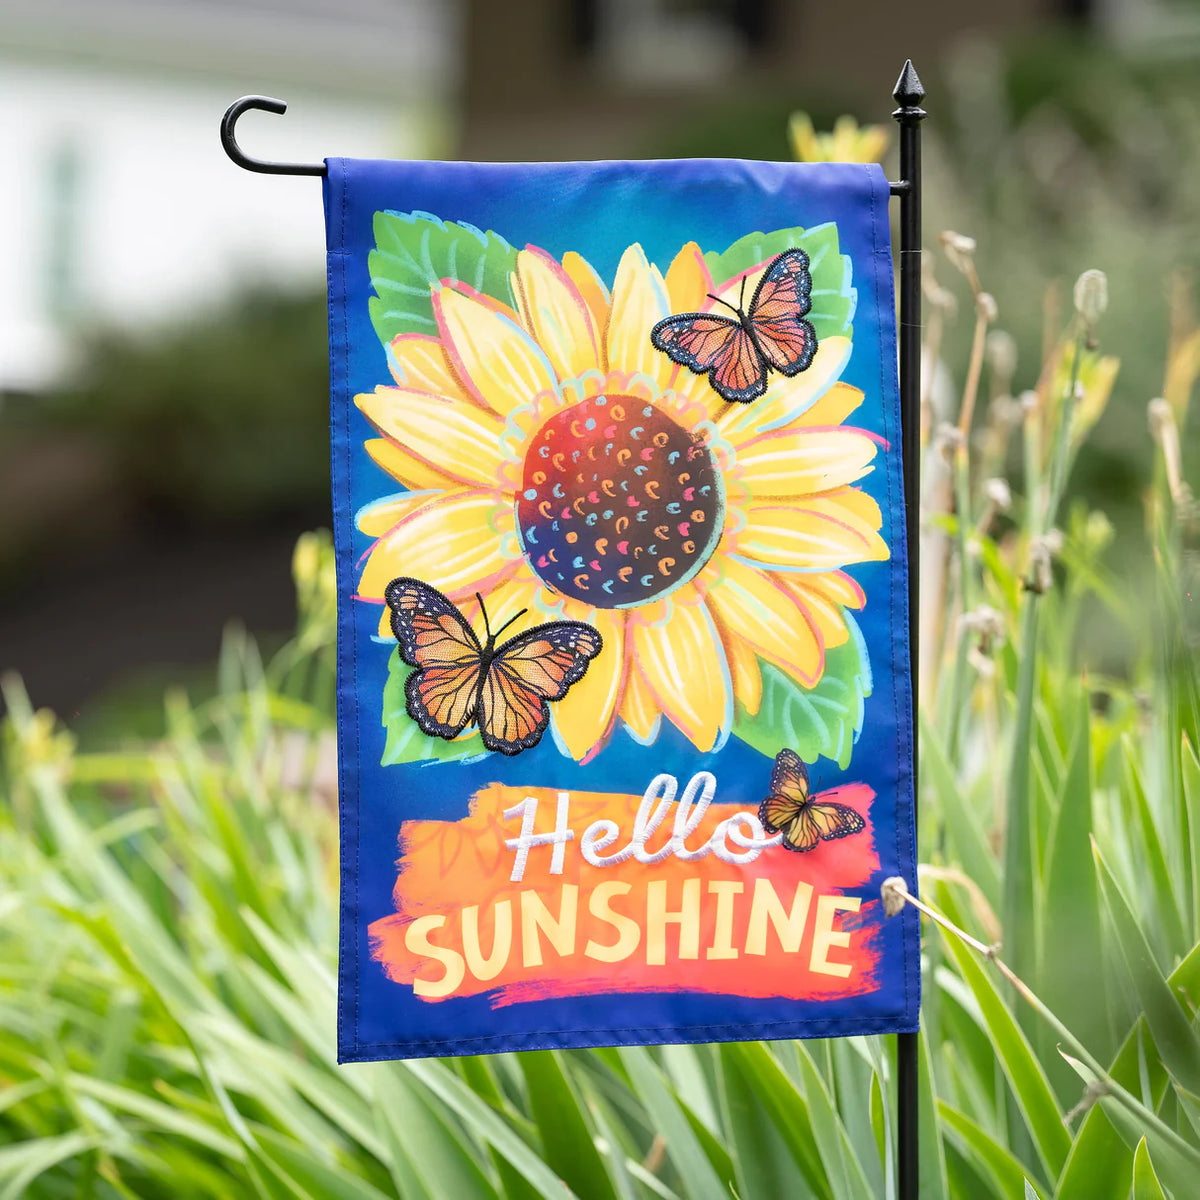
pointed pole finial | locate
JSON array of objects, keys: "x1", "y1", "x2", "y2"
[{"x1": 892, "y1": 60, "x2": 926, "y2": 115}]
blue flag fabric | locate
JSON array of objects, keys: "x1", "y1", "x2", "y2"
[{"x1": 325, "y1": 157, "x2": 918, "y2": 1063}]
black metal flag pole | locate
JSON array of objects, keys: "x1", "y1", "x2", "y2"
[
  {"x1": 889, "y1": 58, "x2": 925, "y2": 1200},
  {"x1": 221, "y1": 61, "x2": 928, "y2": 1198}
]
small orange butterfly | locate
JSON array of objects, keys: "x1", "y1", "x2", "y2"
[
  {"x1": 384, "y1": 578, "x2": 603, "y2": 756},
  {"x1": 758, "y1": 748, "x2": 865, "y2": 853},
  {"x1": 650, "y1": 248, "x2": 817, "y2": 404}
]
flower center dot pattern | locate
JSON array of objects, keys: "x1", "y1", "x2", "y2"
[{"x1": 516, "y1": 395, "x2": 725, "y2": 608}]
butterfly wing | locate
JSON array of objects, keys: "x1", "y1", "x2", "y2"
[
  {"x1": 758, "y1": 748, "x2": 863, "y2": 852},
  {"x1": 806, "y1": 802, "x2": 866, "y2": 843},
  {"x1": 651, "y1": 312, "x2": 768, "y2": 403},
  {"x1": 769, "y1": 748, "x2": 811, "y2": 806},
  {"x1": 384, "y1": 577, "x2": 484, "y2": 740},
  {"x1": 758, "y1": 748, "x2": 810, "y2": 835},
  {"x1": 477, "y1": 622, "x2": 603, "y2": 755},
  {"x1": 746, "y1": 249, "x2": 818, "y2": 378}
]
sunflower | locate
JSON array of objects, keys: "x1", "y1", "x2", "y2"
[{"x1": 354, "y1": 239, "x2": 888, "y2": 761}]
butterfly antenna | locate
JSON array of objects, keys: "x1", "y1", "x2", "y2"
[
  {"x1": 706, "y1": 292, "x2": 741, "y2": 316},
  {"x1": 493, "y1": 608, "x2": 530, "y2": 638},
  {"x1": 476, "y1": 592, "x2": 492, "y2": 640},
  {"x1": 738, "y1": 274, "x2": 747, "y2": 310}
]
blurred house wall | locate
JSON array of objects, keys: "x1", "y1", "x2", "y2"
[
  {"x1": 459, "y1": 0, "x2": 1056, "y2": 160},
  {"x1": 0, "y1": 0, "x2": 459, "y2": 394}
]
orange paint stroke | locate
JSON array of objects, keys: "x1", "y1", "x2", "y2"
[{"x1": 369, "y1": 781, "x2": 882, "y2": 1007}]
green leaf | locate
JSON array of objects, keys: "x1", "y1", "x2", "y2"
[
  {"x1": 404, "y1": 1058, "x2": 581, "y2": 1200},
  {"x1": 917, "y1": 1032, "x2": 950, "y2": 1200},
  {"x1": 617, "y1": 1047, "x2": 730, "y2": 1200},
  {"x1": 1132, "y1": 1137, "x2": 1168, "y2": 1200},
  {"x1": 717, "y1": 1044, "x2": 819, "y2": 1200},
  {"x1": 937, "y1": 1103, "x2": 1045, "y2": 1200},
  {"x1": 721, "y1": 1042, "x2": 832, "y2": 1200},
  {"x1": 921, "y1": 714, "x2": 1001, "y2": 917},
  {"x1": 518, "y1": 1052, "x2": 616, "y2": 1200},
  {"x1": 1059, "y1": 1050, "x2": 1200, "y2": 1200},
  {"x1": 703, "y1": 222, "x2": 855, "y2": 339},
  {"x1": 370, "y1": 1063, "x2": 497, "y2": 1200},
  {"x1": 254, "y1": 1129, "x2": 400, "y2": 1200},
  {"x1": 1041, "y1": 690, "x2": 1111, "y2": 1073},
  {"x1": 368, "y1": 211, "x2": 519, "y2": 347},
  {"x1": 0, "y1": 1131, "x2": 99, "y2": 1200},
  {"x1": 938, "y1": 933, "x2": 1071, "y2": 1180},
  {"x1": 1056, "y1": 1019, "x2": 1167, "y2": 1200},
  {"x1": 732, "y1": 616, "x2": 871, "y2": 768},
  {"x1": 1094, "y1": 840, "x2": 1200, "y2": 1097},
  {"x1": 381, "y1": 649, "x2": 486, "y2": 765},
  {"x1": 792, "y1": 1043, "x2": 876, "y2": 1200}
]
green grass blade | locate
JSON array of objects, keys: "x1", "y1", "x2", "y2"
[
  {"x1": 936, "y1": 1101, "x2": 1044, "y2": 1200},
  {"x1": 1094, "y1": 842, "x2": 1200, "y2": 1096},
  {"x1": 369, "y1": 1063, "x2": 498, "y2": 1200},
  {"x1": 917, "y1": 1031, "x2": 950, "y2": 1200},
  {"x1": 518, "y1": 1051, "x2": 616, "y2": 1200},
  {"x1": 793, "y1": 1043, "x2": 876, "y2": 1200},
  {"x1": 717, "y1": 1043, "x2": 819, "y2": 1200},
  {"x1": 617, "y1": 1047, "x2": 730, "y2": 1200},
  {"x1": 0, "y1": 1131, "x2": 99, "y2": 1200},
  {"x1": 1041, "y1": 690, "x2": 1110, "y2": 1069},
  {"x1": 921, "y1": 715, "x2": 1001, "y2": 911},
  {"x1": 1059, "y1": 1051, "x2": 1200, "y2": 1199},
  {"x1": 1055, "y1": 1019, "x2": 1167, "y2": 1200},
  {"x1": 721, "y1": 1041, "x2": 832, "y2": 1200},
  {"x1": 938, "y1": 933, "x2": 1070, "y2": 1179},
  {"x1": 406, "y1": 1058, "x2": 579, "y2": 1200},
  {"x1": 1132, "y1": 1137, "x2": 1169, "y2": 1200}
]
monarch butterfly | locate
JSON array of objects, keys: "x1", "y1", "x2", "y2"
[
  {"x1": 650, "y1": 248, "x2": 818, "y2": 404},
  {"x1": 384, "y1": 577, "x2": 603, "y2": 756},
  {"x1": 758, "y1": 748, "x2": 865, "y2": 853}
]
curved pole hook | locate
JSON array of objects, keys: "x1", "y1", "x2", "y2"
[{"x1": 220, "y1": 96, "x2": 326, "y2": 177}]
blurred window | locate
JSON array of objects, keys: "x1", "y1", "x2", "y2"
[
  {"x1": 43, "y1": 138, "x2": 84, "y2": 326},
  {"x1": 578, "y1": 0, "x2": 774, "y2": 85}
]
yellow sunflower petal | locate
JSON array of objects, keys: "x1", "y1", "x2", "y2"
[
  {"x1": 664, "y1": 242, "x2": 714, "y2": 313},
  {"x1": 711, "y1": 606, "x2": 763, "y2": 716},
  {"x1": 631, "y1": 587, "x2": 730, "y2": 751},
  {"x1": 828, "y1": 486, "x2": 883, "y2": 530},
  {"x1": 607, "y1": 244, "x2": 671, "y2": 385},
  {"x1": 387, "y1": 333, "x2": 472, "y2": 401},
  {"x1": 364, "y1": 438, "x2": 459, "y2": 491},
  {"x1": 513, "y1": 247, "x2": 602, "y2": 381},
  {"x1": 790, "y1": 381, "x2": 866, "y2": 428},
  {"x1": 472, "y1": 570, "x2": 539, "y2": 637},
  {"x1": 735, "y1": 427, "x2": 878, "y2": 497},
  {"x1": 804, "y1": 569, "x2": 866, "y2": 609},
  {"x1": 717, "y1": 336, "x2": 852, "y2": 443},
  {"x1": 551, "y1": 607, "x2": 627, "y2": 761},
  {"x1": 735, "y1": 492, "x2": 888, "y2": 570},
  {"x1": 370, "y1": 567, "x2": 527, "y2": 640},
  {"x1": 358, "y1": 490, "x2": 516, "y2": 600},
  {"x1": 433, "y1": 284, "x2": 559, "y2": 418},
  {"x1": 619, "y1": 660, "x2": 661, "y2": 741},
  {"x1": 356, "y1": 387, "x2": 507, "y2": 488},
  {"x1": 356, "y1": 491, "x2": 435, "y2": 537},
  {"x1": 562, "y1": 251, "x2": 612, "y2": 354},
  {"x1": 776, "y1": 575, "x2": 851, "y2": 649},
  {"x1": 706, "y1": 558, "x2": 823, "y2": 686}
]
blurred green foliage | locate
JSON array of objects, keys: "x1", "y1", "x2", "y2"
[
  {"x1": 46, "y1": 290, "x2": 329, "y2": 526},
  {"x1": 2, "y1": 265, "x2": 1200, "y2": 1194},
  {"x1": 650, "y1": 34, "x2": 1200, "y2": 557}
]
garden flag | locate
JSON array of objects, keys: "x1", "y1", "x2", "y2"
[{"x1": 325, "y1": 158, "x2": 918, "y2": 1062}]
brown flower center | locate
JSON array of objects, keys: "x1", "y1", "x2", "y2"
[{"x1": 516, "y1": 395, "x2": 724, "y2": 607}]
